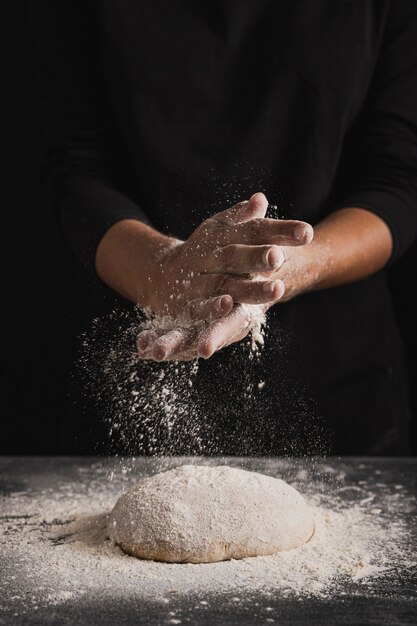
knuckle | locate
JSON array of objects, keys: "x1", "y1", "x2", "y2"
[
  {"x1": 249, "y1": 218, "x2": 262, "y2": 237},
  {"x1": 187, "y1": 299, "x2": 199, "y2": 316},
  {"x1": 232, "y1": 201, "x2": 246, "y2": 216},
  {"x1": 192, "y1": 219, "x2": 215, "y2": 242},
  {"x1": 203, "y1": 217, "x2": 217, "y2": 228},
  {"x1": 222, "y1": 245, "x2": 236, "y2": 270},
  {"x1": 214, "y1": 273, "x2": 229, "y2": 294}
]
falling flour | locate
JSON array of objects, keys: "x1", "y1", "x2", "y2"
[{"x1": 79, "y1": 303, "x2": 268, "y2": 457}]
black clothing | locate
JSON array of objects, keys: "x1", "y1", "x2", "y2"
[{"x1": 31, "y1": 1, "x2": 417, "y2": 454}]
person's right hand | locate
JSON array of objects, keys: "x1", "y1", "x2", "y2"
[{"x1": 137, "y1": 192, "x2": 313, "y2": 361}]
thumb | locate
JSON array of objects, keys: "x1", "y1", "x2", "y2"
[{"x1": 213, "y1": 192, "x2": 268, "y2": 224}]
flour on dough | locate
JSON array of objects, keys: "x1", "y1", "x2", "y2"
[{"x1": 108, "y1": 464, "x2": 314, "y2": 564}]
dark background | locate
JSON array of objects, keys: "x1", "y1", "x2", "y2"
[{"x1": 9, "y1": 23, "x2": 416, "y2": 456}]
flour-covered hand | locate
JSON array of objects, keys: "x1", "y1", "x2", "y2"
[{"x1": 136, "y1": 192, "x2": 313, "y2": 361}]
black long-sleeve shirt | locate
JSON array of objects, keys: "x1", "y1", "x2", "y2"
[{"x1": 31, "y1": 1, "x2": 417, "y2": 454}]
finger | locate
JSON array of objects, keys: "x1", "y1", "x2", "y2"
[
  {"x1": 151, "y1": 327, "x2": 200, "y2": 362},
  {"x1": 204, "y1": 244, "x2": 284, "y2": 274},
  {"x1": 137, "y1": 329, "x2": 159, "y2": 357},
  {"x1": 151, "y1": 294, "x2": 234, "y2": 360},
  {"x1": 137, "y1": 330, "x2": 199, "y2": 361},
  {"x1": 222, "y1": 277, "x2": 285, "y2": 304},
  {"x1": 186, "y1": 295, "x2": 234, "y2": 321},
  {"x1": 223, "y1": 218, "x2": 314, "y2": 247},
  {"x1": 139, "y1": 346, "x2": 197, "y2": 362},
  {"x1": 212, "y1": 192, "x2": 268, "y2": 225},
  {"x1": 197, "y1": 305, "x2": 252, "y2": 359},
  {"x1": 204, "y1": 274, "x2": 285, "y2": 304}
]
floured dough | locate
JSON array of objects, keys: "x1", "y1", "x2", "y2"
[{"x1": 108, "y1": 464, "x2": 314, "y2": 563}]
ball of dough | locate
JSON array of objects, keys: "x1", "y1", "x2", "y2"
[{"x1": 108, "y1": 464, "x2": 314, "y2": 563}]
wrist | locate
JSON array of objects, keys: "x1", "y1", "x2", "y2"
[
  {"x1": 145, "y1": 238, "x2": 184, "y2": 311},
  {"x1": 277, "y1": 239, "x2": 322, "y2": 301},
  {"x1": 277, "y1": 207, "x2": 392, "y2": 299},
  {"x1": 95, "y1": 219, "x2": 177, "y2": 307}
]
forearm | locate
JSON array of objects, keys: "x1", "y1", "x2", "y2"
[
  {"x1": 278, "y1": 208, "x2": 393, "y2": 301},
  {"x1": 94, "y1": 194, "x2": 310, "y2": 313},
  {"x1": 95, "y1": 219, "x2": 178, "y2": 306}
]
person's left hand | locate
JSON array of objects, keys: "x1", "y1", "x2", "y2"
[{"x1": 137, "y1": 300, "x2": 269, "y2": 361}]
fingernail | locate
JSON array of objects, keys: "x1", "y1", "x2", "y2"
[
  {"x1": 137, "y1": 336, "x2": 150, "y2": 351},
  {"x1": 262, "y1": 281, "x2": 277, "y2": 294},
  {"x1": 264, "y1": 247, "x2": 284, "y2": 269},
  {"x1": 293, "y1": 223, "x2": 313, "y2": 242},
  {"x1": 276, "y1": 279, "x2": 285, "y2": 298},
  {"x1": 304, "y1": 224, "x2": 314, "y2": 243},
  {"x1": 293, "y1": 224, "x2": 307, "y2": 240},
  {"x1": 197, "y1": 342, "x2": 213, "y2": 359},
  {"x1": 219, "y1": 295, "x2": 233, "y2": 312},
  {"x1": 153, "y1": 346, "x2": 167, "y2": 361}
]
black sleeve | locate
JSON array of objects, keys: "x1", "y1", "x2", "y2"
[
  {"x1": 329, "y1": 0, "x2": 417, "y2": 262},
  {"x1": 29, "y1": 1, "x2": 152, "y2": 272}
]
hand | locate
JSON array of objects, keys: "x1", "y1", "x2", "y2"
[
  {"x1": 137, "y1": 192, "x2": 313, "y2": 361},
  {"x1": 137, "y1": 301, "x2": 268, "y2": 361},
  {"x1": 145, "y1": 192, "x2": 312, "y2": 315},
  {"x1": 97, "y1": 201, "x2": 391, "y2": 362}
]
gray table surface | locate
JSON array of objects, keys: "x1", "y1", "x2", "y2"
[{"x1": 0, "y1": 456, "x2": 416, "y2": 626}]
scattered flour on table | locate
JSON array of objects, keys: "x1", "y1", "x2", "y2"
[{"x1": 1, "y1": 460, "x2": 416, "y2": 619}]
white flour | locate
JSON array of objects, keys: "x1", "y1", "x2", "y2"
[
  {"x1": 136, "y1": 303, "x2": 266, "y2": 447},
  {"x1": 140, "y1": 302, "x2": 266, "y2": 356},
  {"x1": 1, "y1": 458, "x2": 416, "y2": 620},
  {"x1": 80, "y1": 304, "x2": 268, "y2": 457}
]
